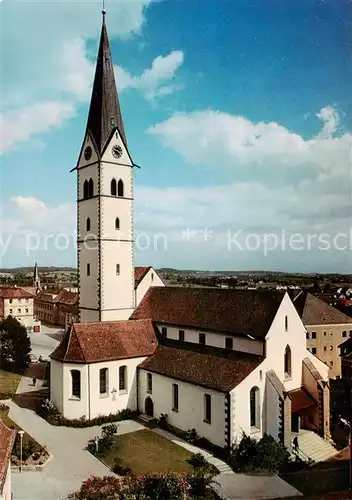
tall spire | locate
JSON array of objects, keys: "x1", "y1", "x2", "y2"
[{"x1": 85, "y1": 11, "x2": 127, "y2": 154}]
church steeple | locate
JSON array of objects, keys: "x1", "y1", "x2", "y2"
[
  {"x1": 33, "y1": 262, "x2": 41, "y2": 292},
  {"x1": 85, "y1": 12, "x2": 127, "y2": 154}
]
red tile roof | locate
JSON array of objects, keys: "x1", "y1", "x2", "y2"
[
  {"x1": 294, "y1": 292, "x2": 352, "y2": 325},
  {"x1": 288, "y1": 387, "x2": 316, "y2": 413},
  {"x1": 50, "y1": 319, "x2": 158, "y2": 363},
  {"x1": 131, "y1": 287, "x2": 285, "y2": 338},
  {"x1": 0, "y1": 287, "x2": 34, "y2": 299},
  {"x1": 139, "y1": 340, "x2": 263, "y2": 392},
  {"x1": 134, "y1": 266, "x2": 152, "y2": 288},
  {"x1": 0, "y1": 419, "x2": 16, "y2": 494},
  {"x1": 54, "y1": 289, "x2": 78, "y2": 305}
]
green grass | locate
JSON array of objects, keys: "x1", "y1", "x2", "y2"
[
  {"x1": 280, "y1": 460, "x2": 349, "y2": 495},
  {"x1": 0, "y1": 369, "x2": 21, "y2": 398},
  {"x1": 99, "y1": 429, "x2": 193, "y2": 474}
]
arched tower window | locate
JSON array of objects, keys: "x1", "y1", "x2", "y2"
[
  {"x1": 86, "y1": 217, "x2": 91, "y2": 232},
  {"x1": 115, "y1": 217, "x2": 120, "y2": 230},
  {"x1": 111, "y1": 178, "x2": 117, "y2": 196},
  {"x1": 83, "y1": 180, "x2": 89, "y2": 199},
  {"x1": 250, "y1": 386, "x2": 260, "y2": 428},
  {"x1": 284, "y1": 345, "x2": 292, "y2": 377},
  {"x1": 71, "y1": 370, "x2": 81, "y2": 398},
  {"x1": 88, "y1": 178, "x2": 94, "y2": 198},
  {"x1": 118, "y1": 179, "x2": 124, "y2": 197},
  {"x1": 285, "y1": 315, "x2": 288, "y2": 332}
]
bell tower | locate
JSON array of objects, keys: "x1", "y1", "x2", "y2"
[{"x1": 73, "y1": 10, "x2": 135, "y2": 323}]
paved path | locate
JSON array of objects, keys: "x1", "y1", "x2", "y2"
[
  {"x1": 6, "y1": 399, "x2": 143, "y2": 500},
  {"x1": 153, "y1": 428, "x2": 302, "y2": 500}
]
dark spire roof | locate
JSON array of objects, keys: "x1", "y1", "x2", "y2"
[
  {"x1": 33, "y1": 262, "x2": 39, "y2": 281},
  {"x1": 85, "y1": 14, "x2": 127, "y2": 154}
]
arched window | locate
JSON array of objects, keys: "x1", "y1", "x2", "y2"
[
  {"x1": 71, "y1": 370, "x2": 81, "y2": 398},
  {"x1": 284, "y1": 345, "x2": 292, "y2": 377},
  {"x1": 119, "y1": 365, "x2": 127, "y2": 391},
  {"x1": 88, "y1": 178, "x2": 94, "y2": 198},
  {"x1": 111, "y1": 178, "x2": 117, "y2": 196},
  {"x1": 83, "y1": 180, "x2": 89, "y2": 199},
  {"x1": 118, "y1": 179, "x2": 124, "y2": 197},
  {"x1": 285, "y1": 315, "x2": 288, "y2": 332},
  {"x1": 99, "y1": 368, "x2": 108, "y2": 395},
  {"x1": 115, "y1": 217, "x2": 120, "y2": 230},
  {"x1": 86, "y1": 217, "x2": 91, "y2": 232},
  {"x1": 147, "y1": 373, "x2": 152, "y2": 393},
  {"x1": 250, "y1": 386, "x2": 260, "y2": 428}
]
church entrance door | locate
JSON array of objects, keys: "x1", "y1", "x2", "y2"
[{"x1": 145, "y1": 396, "x2": 154, "y2": 417}]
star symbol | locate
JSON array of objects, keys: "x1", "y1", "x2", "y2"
[
  {"x1": 181, "y1": 228, "x2": 196, "y2": 241},
  {"x1": 199, "y1": 228, "x2": 213, "y2": 242}
]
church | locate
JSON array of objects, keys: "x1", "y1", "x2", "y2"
[{"x1": 50, "y1": 12, "x2": 332, "y2": 457}]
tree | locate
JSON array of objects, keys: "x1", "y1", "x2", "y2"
[{"x1": 0, "y1": 316, "x2": 31, "y2": 371}]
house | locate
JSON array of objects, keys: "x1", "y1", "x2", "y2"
[
  {"x1": 293, "y1": 291, "x2": 352, "y2": 379},
  {"x1": 0, "y1": 419, "x2": 16, "y2": 500},
  {"x1": 0, "y1": 287, "x2": 40, "y2": 333},
  {"x1": 339, "y1": 337, "x2": 352, "y2": 379},
  {"x1": 49, "y1": 11, "x2": 333, "y2": 462}
]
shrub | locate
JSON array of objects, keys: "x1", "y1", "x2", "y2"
[
  {"x1": 184, "y1": 428, "x2": 200, "y2": 444},
  {"x1": 112, "y1": 458, "x2": 132, "y2": 476},
  {"x1": 101, "y1": 423, "x2": 118, "y2": 438},
  {"x1": 157, "y1": 413, "x2": 169, "y2": 430},
  {"x1": 38, "y1": 399, "x2": 137, "y2": 427},
  {"x1": 229, "y1": 433, "x2": 290, "y2": 473},
  {"x1": 0, "y1": 403, "x2": 9, "y2": 411},
  {"x1": 188, "y1": 453, "x2": 210, "y2": 470}
]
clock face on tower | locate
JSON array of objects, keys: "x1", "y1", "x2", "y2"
[
  {"x1": 112, "y1": 144, "x2": 123, "y2": 159},
  {"x1": 84, "y1": 146, "x2": 92, "y2": 161}
]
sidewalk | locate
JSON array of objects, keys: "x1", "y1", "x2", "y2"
[{"x1": 153, "y1": 428, "x2": 302, "y2": 500}]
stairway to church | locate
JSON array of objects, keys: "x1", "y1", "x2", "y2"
[{"x1": 293, "y1": 429, "x2": 338, "y2": 463}]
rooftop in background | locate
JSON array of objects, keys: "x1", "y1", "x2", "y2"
[
  {"x1": 294, "y1": 291, "x2": 352, "y2": 325},
  {"x1": 0, "y1": 287, "x2": 34, "y2": 299}
]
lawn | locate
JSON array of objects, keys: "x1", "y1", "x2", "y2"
[
  {"x1": 0, "y1": 369, "x2": 21, "y2": 398},
  {"x1": 99, "y1": 429, "x2": 193, "y2": 474}
]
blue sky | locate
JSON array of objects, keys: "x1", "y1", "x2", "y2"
[{"x1": 0, "y1": 0, "x2": 351, "y2": 272}]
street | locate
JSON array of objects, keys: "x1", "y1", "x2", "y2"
[{"x1": 29, "y1": 324, "x2": 64, "y2": 360}]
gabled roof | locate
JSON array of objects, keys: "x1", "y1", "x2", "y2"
[
  {"x1": 131, "y1": 287, "x2": 285, "y2": 338},
  {"x1": 0, "y1": 287, "x2": 34, "y2": 299},
  {"x1": 294, "y1": 292, "x2": 352, "y2": 326},
  {"x1": 0, "y1": 419, "x2": 16, "y2": 493},
  {"x1": 134, "y1": 266, "x2": 152, "y2": 288},
  {"x1": 139, "y1": 339, "x2": 263, "y2": 392},
  {"x1": 85, "y1": 15, "x2": 127, "y2": 155},
  {"x1": 50, "y1": 319, "x2": 158, "y2": 363},
  {"x1": 54, "y1": 289, "x2": 78, "y2": 305}
]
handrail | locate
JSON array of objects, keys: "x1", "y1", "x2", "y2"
[
  {"x1": 292, "y1": 446, "x2": 312, "y2": 463},
  {"x1": 309, "y1": 422, "x2": 332, "y2": 443}
]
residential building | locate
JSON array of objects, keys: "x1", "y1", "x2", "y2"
[
  {"x1": 49, "y1": 12, "x2": 333, "y2": 463},
  {"x1": 0, "y1": 419, "x2": 16, "y2": 500},
  {"x1": 293, "y1": 291, "x2": 352, "y2": 379},
  {"x1": 0, "y1": 287, "x2": 40, "y2": 333},
  {"x1": 339, "y1": 337, "x2": 352, "y2": 379}
]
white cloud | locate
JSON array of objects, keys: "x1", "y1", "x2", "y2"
[
  {"x1": 148, "y1": 105, "x2": 352, "y2": 190},
  {"x1": 0, "y1": 102, "x2": 75, "y2": 154},
  {"x1": 115, "y1": 51, "x2": 184, "y2": 99}
]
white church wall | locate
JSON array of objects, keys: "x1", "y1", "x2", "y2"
[
  {"x1": 88, "y1": 357, "x2": 146, "y2": 418},
  {"x1": 230, "y1": 293, "x2": 329, "y2": 445},
  {"x1": 62, "y1": 363, "x2": 89, "y2": 419},
  {"x1": 138, "y1": 369, "x2": 227, "y2": 448},
  {"x1": 136, "y1": 268, "x2": 164, "y2": 307},
  {"x1": 50, "y1": 360, "x2": 64, "y2": 414},
  {"x1": 157, "y1": 324, "x2": 264, "y2": 355}
]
